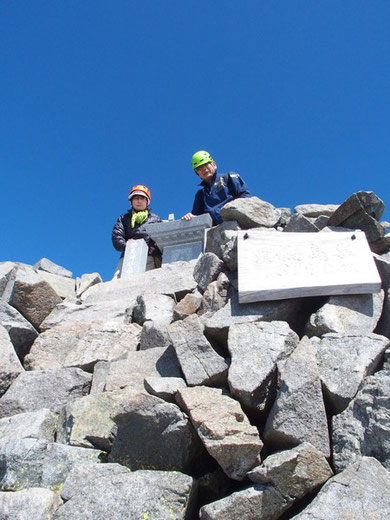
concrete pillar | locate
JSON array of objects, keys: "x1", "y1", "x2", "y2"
[{"x1": 120, "y1": 239, "x2": 148, "y2": 278}]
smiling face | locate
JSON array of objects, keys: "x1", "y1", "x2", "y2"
[
  {"x1": 131, "y1": 194, "x2": 148, "y2": 211},
  {"x1": 195, "y1": 161, "x2": 217, "y2": 182}
]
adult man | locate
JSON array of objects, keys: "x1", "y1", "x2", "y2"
[{"x1": 182, "y1": 150, "x2": 251, "y2": 225}]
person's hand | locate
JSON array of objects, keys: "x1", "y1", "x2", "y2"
[{"x1": 181, "y1": 212, "x2": 194, "y2": 221}]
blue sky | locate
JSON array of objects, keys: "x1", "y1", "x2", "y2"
[{"x1": 1, "y1": 1, "x2": 389, "y2": 281}]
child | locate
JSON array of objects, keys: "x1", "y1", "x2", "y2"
[{"x1": 112, "y1": 184, "x2": 162, "y2": 277}]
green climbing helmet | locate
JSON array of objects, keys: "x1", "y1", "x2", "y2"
[{"x1": 191, "y1": 150, "x2": 214, "y2": 170}]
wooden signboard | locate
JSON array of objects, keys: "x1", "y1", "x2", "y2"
[{"x1": 238, "y1": 230, "x2": 381, "y2": 303}]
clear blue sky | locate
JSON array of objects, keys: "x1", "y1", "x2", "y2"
[{"x1": 1, "y1": 1, "x2": 389, "y2": 281}]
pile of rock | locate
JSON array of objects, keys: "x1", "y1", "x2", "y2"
[{"x1": 1, "y1": 191, "x2": 390, "y2": 519}]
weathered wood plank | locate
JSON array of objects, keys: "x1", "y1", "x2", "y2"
[{"x1": 238, "y1": 230, "x2": 381, "y2": 303}]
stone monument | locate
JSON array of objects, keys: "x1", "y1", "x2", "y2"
[
  {"x1": 144, "y1": 214, "x2": 213, "y2": 264},
  {"x1": 238, "y1": 230, "x2": 382, "y2": 303}
]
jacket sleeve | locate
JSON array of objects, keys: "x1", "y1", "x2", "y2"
[
  {"x1": 227, "y1": 173, "x2": 251, "y2": 199},
  {"x1": 136, "y1": 212, "x2": 162, "y2": 256},
  {"x1": 191, "y1": 189, "x2": 204, "y2": 215},
  {"x1": 112, "y1": 215, "x2": 127, "y2": 252}
]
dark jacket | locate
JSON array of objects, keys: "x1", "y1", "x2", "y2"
[
  {"x1": 191, "y1": 170, "x2": 251, "y2": 225},
  {"x1": 112, "y1": 210, "x2": 162, "y2": 257}
]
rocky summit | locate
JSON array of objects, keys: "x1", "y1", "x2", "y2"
[{"x1": 1, "y1": 191, "x2": 390, "y2": 519}]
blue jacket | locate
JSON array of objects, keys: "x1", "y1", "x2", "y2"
[{"x1": 191, "y1": 170, "x2": 251, "y2": 225}]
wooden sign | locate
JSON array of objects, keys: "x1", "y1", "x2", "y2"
[{"x1": 238, "y1": 230, "x2": 381, "y2": 303}]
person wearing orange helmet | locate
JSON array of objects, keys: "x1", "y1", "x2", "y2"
[{"x1": 112, "y1": 184, "x2": 162, "y2": 277}]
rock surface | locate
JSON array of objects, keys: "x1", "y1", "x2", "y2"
[
  {"x1": 221, "y1": 197, "x2": 281, "y2": 229},
  {"x1": 24, "y1": 321, "x2": 141, "y2": 371},
  {"x1": 305, "y1": 291, "x2": 384, "y2": 337},
  {"x1": 248, "y1": 442, "x2": 333, "y2": 498},
  {"x1": 294, "y1": 203, "x2": 339, "y2": 217},
  {"x1": 314, "y1": 333, "x2": 389, "y2": 413},
  {"x1": 0, "y1": 368, "x2": 91, "y2": 418},
  {"x1": 0, "y1": 324, "x2": 24, "y2": 396},
  {"x1": 0, "y1": 438, "x2": 104, "y2": 491},
  {"x1": 0, "y1": 191, "x2": 389, "y2": 519},
  {"x1": 228, "y1": 321, "x2": 299, "y2": 416},
  {"x1": 169, "y1": 315, "x2": 228, "y2": 386},
  {"x1": 332, "y1": 370, "x2": 390, "y2": 471},
  {"x1": 55, "y1": 470, "x2": 196, "y2": 520},
  {"x1": 264, "y1": 336, "x2": 330, "y2": 457},
  {"x1": 9, "y1": 269, "x2": 62, "y2": 329},
  {"x1": 291, "y1": 457, "x2": 390, "y2": 519},
  {"x1": 177, "y1": 386, "x2": 263, "y2": 480},
  {"x1": 94, "y1": 345, "x2": 181, "y2": 392},
  {"x1": 0, "y1": 487, "x2": 63, "y2": 520}
]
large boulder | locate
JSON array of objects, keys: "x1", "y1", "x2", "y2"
[
  {"x1": 24, "y1": 321, "x2": 141, "y2": 371},
  {"x1": 9, "y1": 268, "x2": 62, "y2": 329},
  {"x1": 199, "y1": 485, "x2": 287, "y2": 520},
  {"x1": 132, "y1": 291, "x2": 175, "y2": 326},
  {"x1": 34, "y1": 270, "x2": 76, "y2": 300},
  {"x1": 0, "y1": 261, "x2": 17, "y2": 299},
  {"x1": 0, "y1": 368, "x2": 91, "y2": 418},
  {"x1": 108, "y1": 391, "x2": 206, "y2": 472},
  {"x1": 205, "y1": 221, "x2": 240, "y2": 259},
  {"x1": 200, "y1": 444, "x2": 333, "y2": 520},
  {"x1": 75, "y1": 272, "x2": 102, "y2": 298},
  {"x1": 60, "y1": 462, "x2": 130, "y2": 500},
  {"x1": 63, "y1": 388, "x2": 205, "y2": 473},
  {"x1": 327, "y1": 191, "x2": 385, "y2": 243},
  {"x1": 203, "y1": 293, "x2": 303, "y2": 345},
  {"x1": 177, "y1": 386, "x2": 263, "y2": 480},
  {"x1": 169, "y1": 315, "x2": 228, "y2": 387},
  {"x1": 294, "y1": 203, "x2": 339, "y2": 217},
  {"x1": 55, "y1": 470, "x2": 196, "y2": 520},
  {"x1": 138, "y1": 320, "x2": 172, "y2": 350},
  {"x1": 0, "y1": 487, "x2": 62, "y2": 520},
  {"x1": 40, "y1": 299, "x2": 130, "y2": 330},
  {"x1": 220, "y1": 197, "x2": 281, "y2": 229},
  {"x1": 375, "y1": 287, "x2": 390, "y2": 339},
  {"x1": 284, "y1": 213, "x2": 319, "y2": 232},
  {"x1": 193, "y1": 252, "x2": 225, "y2": 292},
  {"x1": 173, "y1": 290, "x2": 203, "y2": 320},
  {"x1": 248, "y1": 443, "x2": 333, "y2": 499},
  {"x1": 33, "y1": 258, "x2": 72, "y2": 278},
  {"x1": 0, "y1": 300, "x2": 38, "y2": 359},
  {"x1": 264, "y1": 336, "x2": 330, "y2": 457},
  {"x1": 228, "y1": 321, "x2": 299, "y2": 416},
  {"x1": 290, "y1": 457, "x2": 390, "y2": 519},
  {"x1": 81, "y1": 260, "x2": 197, "y2": 304},
  {"x1": 144, "y1": 376, "x2": 187, "y2": 402},
  {"x1": 92, "y1": 345, "x2": 182, "y2": 392},
  {"x1": 41, "y1": 261, "x2": 198, "y2": 330},
  {"x1": 332, "y1": 370, "x2": 390, "y2": 471},
  {"x1": 305, "y1": 291, "x2": 384, "y2": 337},
  {"x1": 314, "y1": 333, "x2": 389, "y2": 414},
  {"x1": 0, "y1": 438, "x2": 104, "y2": 491},
  {"x1": 199, "y1": 272, "x2": 230, "y2": 315},
  {"x1": 373, "y1": 251, "x2": 390, "y2": 289},
  {"x1": 0, "y1": 324, "x2": 24, "y2": 396},
  {"x1": 0, "y1": 409, "x2": 58, "y2": 442}
]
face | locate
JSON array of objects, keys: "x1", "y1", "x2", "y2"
[
  {"x1": 195, "y1": 161, "x2": 217, "y2": 182},
  {"x1": 131, "y1": 195, "x2": 148, "y2": 211}
]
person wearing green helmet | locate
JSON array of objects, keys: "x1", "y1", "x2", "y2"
[{"x1": 182, "y1": 150, "x2": 251, "y2": 225}]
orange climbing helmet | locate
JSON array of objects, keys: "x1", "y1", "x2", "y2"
[{"x1": 128, "y1": 185, "x2": 151, "y2": 205}]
